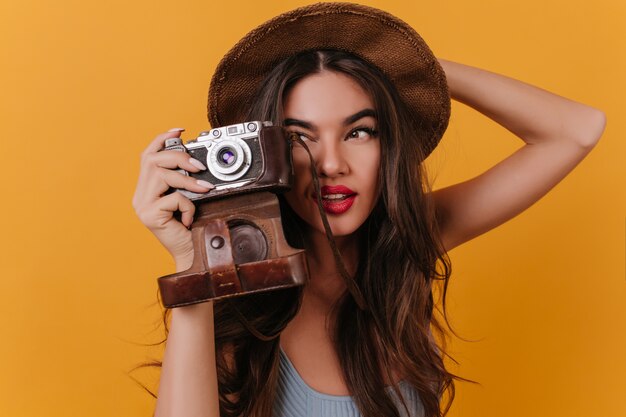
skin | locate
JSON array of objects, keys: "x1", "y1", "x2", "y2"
[
  {"x1": 277, "y1": 73, "x2": 396, "y2": 395},
  {"x1": 282, "y1": 70, "x2": 382, "y2": 238},
  {"x1": 281, "y1": 71, "x2": 382, "y2": 310},
  {"x1": 132, "y1": 58, "x2": 606, "y2": 416}
]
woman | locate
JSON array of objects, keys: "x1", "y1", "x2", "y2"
[{"x1": 132, "y1": 4, "x2": 606, "y2": 417}]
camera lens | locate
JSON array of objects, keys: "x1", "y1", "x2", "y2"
[
  {"x1": 207, "y1": 138, "x2": 252, "y2": 181},
  {"x1": 229, "y1": 222, "x2": 268, "y2": 265},
  {"x1": 218, "y1": 148, "x2": 237, "y2": 167}
]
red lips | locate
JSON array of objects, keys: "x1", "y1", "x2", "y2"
[
  {"x1": 313, "y1": 185, "x2": 357, "y2": 215},
  {"x1": 321, "y1": 185, "x2": 355, "y2": 196}
]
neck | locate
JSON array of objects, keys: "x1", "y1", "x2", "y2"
[{"x1": 301, "y1": 227, "x2": 360, "y2": 313}]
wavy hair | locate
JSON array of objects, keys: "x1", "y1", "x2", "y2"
[{"x1": 211, "y1": 50, "x2": 457, "y2": 417}]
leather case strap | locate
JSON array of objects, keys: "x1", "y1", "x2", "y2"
[{"x1": 158, "y1": 252, "x2": 308, "y2": 308}]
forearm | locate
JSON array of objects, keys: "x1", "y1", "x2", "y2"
[
  {"x1": 155, "y1": 302, "x2": 220, "y2": 417},
  {"x1": 437, "y1": 58, "x2": 606, "y2": 147}
]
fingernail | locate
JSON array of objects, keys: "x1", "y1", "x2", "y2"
[
  {"x1": 196, "y1": 180, "x2": 215, "y2": 189},
  {"x1": 168, "y1": 127, "x2": 185, "y2": 132},
  {"x1": 189, "y1": 158, "x2": 207, "y2": 170}
]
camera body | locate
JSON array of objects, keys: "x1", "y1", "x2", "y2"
[{"x1": 164, "y1": 121, "x2": 292, "y2": 202}]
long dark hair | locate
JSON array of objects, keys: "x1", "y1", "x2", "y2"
[{"x1": 210, "y1": 50, "x2": 457, "y2": 417}]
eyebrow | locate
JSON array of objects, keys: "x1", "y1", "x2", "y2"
[{"x1": 283, "y1": 108, "x2": 376, "y2": 131}]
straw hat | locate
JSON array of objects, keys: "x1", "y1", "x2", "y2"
[{"x1": 207, "y1": 2, "x2": 450, "y2": 157}]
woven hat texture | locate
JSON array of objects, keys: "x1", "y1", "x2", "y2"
[{"x1": 207, "y1": 2, "x2": 450, "y2": 156}]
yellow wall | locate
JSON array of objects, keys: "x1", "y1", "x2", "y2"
[{"x1": 1, "y1": 0, "x2": 624, "y2": 416}]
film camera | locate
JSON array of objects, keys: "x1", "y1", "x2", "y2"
[
  {"x1": 163, "y1": 121, "x2": 290, "y2": 201},
  {"x1": 158, "y1": 121, "x2": 308, "y2": 308}
]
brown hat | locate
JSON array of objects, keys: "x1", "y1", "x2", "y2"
[{"x1": 207, "y1": 2, "x2": 450, "y2": 157}]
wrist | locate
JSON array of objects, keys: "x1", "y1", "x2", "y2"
[{"x1": 170, "y1": 301, "x2": 215, "y2": 329}]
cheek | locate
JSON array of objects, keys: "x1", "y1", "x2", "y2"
[
  {"x1": 353, "y1": 146, "x2": 381, "y2": 190},
  {"x1": 284, "y1": 149, "x2": 311, "y2": 205},
  {"x1": 290, "y1": 148, "x2": 312, "y2": 189}
]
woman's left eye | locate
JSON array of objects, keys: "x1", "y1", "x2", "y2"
[{"x1": 347, "y1": 127, "x2": 378, "y2": 140}]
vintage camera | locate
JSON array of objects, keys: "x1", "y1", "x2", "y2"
[
  {"x1": 164, "y1": 121, "x2": 291, "y2": 202},
  {"x1": 158, "y1": 121, "x2": 308, "y2": 308}
]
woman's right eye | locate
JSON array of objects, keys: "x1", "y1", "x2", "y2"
[{"x1": 292, "y1": 131, "x2": 313, "y2": 142}]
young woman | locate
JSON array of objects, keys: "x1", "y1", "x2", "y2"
[{"x1": 132, "y1": 4, "x2": 606, "y2": 417}]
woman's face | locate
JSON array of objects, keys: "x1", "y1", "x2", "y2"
[{"x1": 282, "y1": 70, "x2": 381, "y2": 238}]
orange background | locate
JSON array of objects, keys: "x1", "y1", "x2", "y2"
[{"x1": 1, "y1": 0, "x2": 624, "y2": 416}]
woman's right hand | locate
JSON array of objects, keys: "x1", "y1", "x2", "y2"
[{"x1": 132, "y1": 128, "x2": 215, "y2": 270}]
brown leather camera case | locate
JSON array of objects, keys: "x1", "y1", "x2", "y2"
[{"x1": 158, "y1": 192, "x2": 308, "y2": 308}]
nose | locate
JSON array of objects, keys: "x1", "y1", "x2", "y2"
[{"x1": 314, "y1": 139, "x2": 349, "y2": 178}]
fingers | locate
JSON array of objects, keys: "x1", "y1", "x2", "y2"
[
  {"x1": 133, "y1": 128, "x2": 215, "y2": 213},
  {"x1": 142, "y1": 128, "x2": 186, "y2": 156},
  {"x1": 134, "y1": 167, "x2": 214, "y2": 211},
  {"x1": 143, "y1": 150, "x2": 208, "y2": 172},
  {"x1": 137, "y1": 191, "x2": 197, "y2": 229},
  {"x1": 147, "y1": 168, "x2": 215, "y2": 199},
  {"x1": 158, "y1": 192, "x2": 197, "y2": 229}
]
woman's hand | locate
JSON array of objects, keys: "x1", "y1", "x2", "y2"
[{"x1": 132, "y1": 128, "x2": 215, "y2": 270}]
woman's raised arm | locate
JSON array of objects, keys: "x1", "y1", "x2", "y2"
[{"x1": 431, "y1": 58, "x2": 606, "y2": 252}]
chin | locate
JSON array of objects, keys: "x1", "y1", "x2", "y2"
[
  {"x1": 284, "y1": 194, "x2": 372, "y2": 239},
  {"x1": 307, "y1": 216, "x2": 365, "y2": 238}
]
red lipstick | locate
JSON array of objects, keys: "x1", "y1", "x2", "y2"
[{"x1": 313, "y1": 185, "x2": 357, "y2": 215}]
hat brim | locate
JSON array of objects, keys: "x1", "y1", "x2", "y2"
[{"x1": 208, "y1": 2, "x2": 450, "y2": 157}]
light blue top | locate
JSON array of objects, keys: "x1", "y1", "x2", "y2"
[{"x1": 273, "y1": 347, "x2": 425, "y2": 417}]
